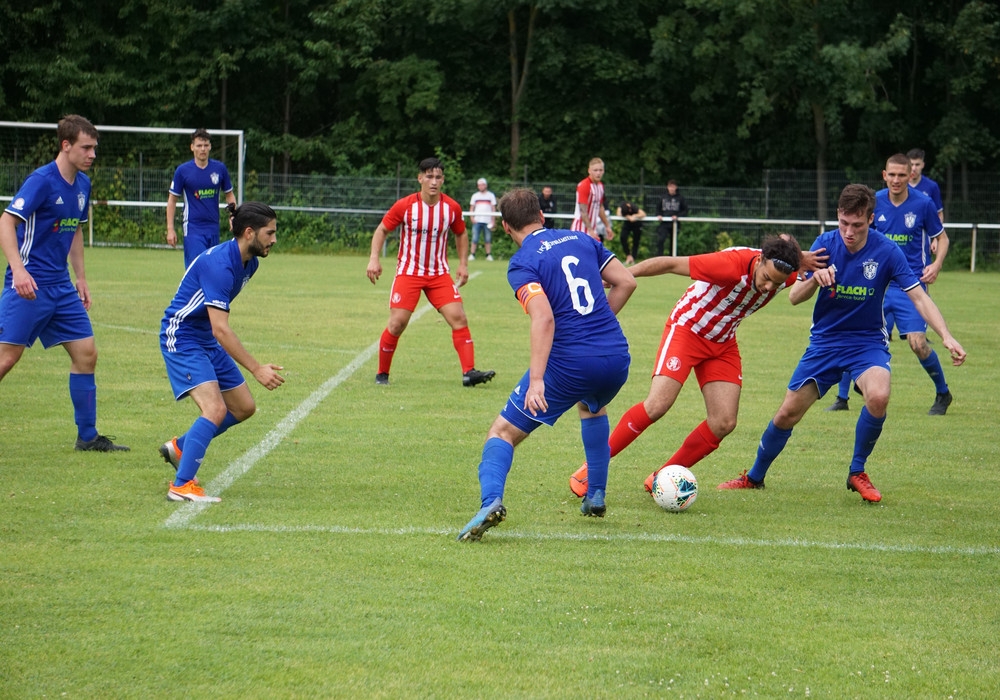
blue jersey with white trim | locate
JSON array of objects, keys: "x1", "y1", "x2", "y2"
[
  {"x1": 169, "y1": 159, "x2": 233, "y2": 229},
  {"x1": 806, "y1": 228, "x2": 918, "y2": 346},
  {"x1": 507, "y1": 227, "x2": 628, "y2": 359},
  {"x1": 912, "y1": 176, "x2": 943, "y2": 213},
  {"x1": 4, "y1": 161, "x2": 90, "y2": 288},
  {"x1": 873, "y1": 187, "x2": 944, "y2": 284},
  {"x1": 161, "y1": 238, "x2": 258, "y2": 349}
]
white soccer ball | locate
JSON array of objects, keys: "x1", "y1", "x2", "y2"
[{"x1": 651, "y1": 465, "x2": 699, "y2": 512}]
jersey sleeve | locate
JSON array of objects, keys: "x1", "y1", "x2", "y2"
[
  {"x1": 888, "y1": 244, "x2": 920, "y2": 291},
  {"x1": 4, "y1": 171, "x2": 49, "y2": 222},
  {"x1": 168, "y1": 166, "x2": 184, "y2": 197},
  {"x1": 923, "y1": 198, "x2": 945, "y2": 238},
  {"x1": 380, "y1": 197, "x2": 408, "y2": 231},
  {"x1": 515, "y1": 282, "x2": 546, "y2": 313},
  {"x1": 687, "y1": 249, "x2": 746, "y2": 285},
  {"x1": 576, "y1": 180, "x2": 589, "y2": 205},
  {"x1": 445, "y1": 195, "x2": 467, "y2": 234},
  {"x1": 220, "y1": 164, "x2": 234, "y2": 194},
  {"x1": 200, "y1": 261, "x2": 237, "y2": 312}
]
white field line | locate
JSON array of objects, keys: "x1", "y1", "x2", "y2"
[
  {"x1": 184, "y1": 522, "x2": 1000, "y2": 557},
  {"x1": 165, "y1": 272, "x2": 481, "y2": 529}
]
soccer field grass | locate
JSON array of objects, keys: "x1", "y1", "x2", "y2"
[{"x1": 2, "y1": 248, "x2": 999, "y2": 698}]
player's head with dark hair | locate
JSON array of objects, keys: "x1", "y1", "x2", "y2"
[
  {"x1": 192, "y1": 128, "x2": 211, "y2": 143},
  {"x1": 906, "y1": 148, "x2": 925, "y2": 161},
  {"x1": 418, "y1": 157, "x2": 443, "y2": 174},
  {"x1": 57, "y1": 115, "x2": 98, "y2": 146},
  {"x1": 886, "y1": 152, "x2": 910, "y2": 171},
  {"x1": 498, "y1": 188, "x2": 544, "y2": 231},
  {"x1": 229, "y1": 201, "x2": 276, "y2": 237},
  {"x1": 761, "y1": 234, "x2": 801, "y2": 276},
  {"x1": 838, "y1": 184, "x2": 876, "y2": 219}
]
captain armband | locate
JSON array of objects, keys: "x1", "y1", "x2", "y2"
[{"x1": 516, "y1": 282, "x2": 546, "y2": 313}]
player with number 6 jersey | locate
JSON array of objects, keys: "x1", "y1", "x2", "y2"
[{"x1": 458, "y1": 188, "x2": 635, "y2": 542}]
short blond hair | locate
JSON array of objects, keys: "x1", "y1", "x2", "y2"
[{"x1": 588, "y1": 157, "x2": 604, "y2": 168}]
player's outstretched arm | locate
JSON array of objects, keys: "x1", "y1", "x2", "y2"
[
  {"x1": 907, "y1": 286, "x2": 966, "y2": 366},
  {"x1": 601, "y1": 257, "x2": 637, "y2": 315},
  {"x1": 367, "y1": 223, "x2": 390, "y2": 284},
  {"x1": 207, "y1": 307, "x2": 285, "y2": 389},
  {"x1": 628, "y1": 256, "x2": 690, "y2": 279}
]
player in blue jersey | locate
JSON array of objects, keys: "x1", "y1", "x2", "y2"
[
  {"x1": 907, "y1": 148, "x2": 944, "y2": 223},
  {"x1": 458, "y1": 188, "x2": 636, "y2": 541},
  {"x1": 719, "y1": 184, "x2": 965, "y2": 503},
  {"x1": 827, "y1": 154, "x2": 953, "y2": 415},
  {"x1": 0, "y1": 115, "x2": 128, "y2": 452},
  {"x1": 158, "y1": 202, "x2": 283, "y2": 502},
  {"x1": 166, "y1": 129, "x2": 236, "y2": 269}
]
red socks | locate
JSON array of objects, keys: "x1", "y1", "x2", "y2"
[
  {"x1": 665, "y1": 420, "x2": 721, "y2": 468},
  {"x1": 452, "y1": 326, "x2": 475, "y2": 373},
  {"x1": 378, "y1": 329, "x2": 399, "y2": 375},
  {"x1": 609, "y1": 403, "x2": 655, "y2": 457}
]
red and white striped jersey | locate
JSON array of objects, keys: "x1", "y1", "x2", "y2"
[
  {"x1": 668, "y1": 247, "x2": 796, "y2": 342},
  {"x1": 382, "y1": 192, "x2": 466, "y2": 277},
  {"x1": 571, "y1": 178, "x2": 605, "y2": 233}
]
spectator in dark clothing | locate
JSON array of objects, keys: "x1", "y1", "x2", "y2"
[
  {"x1": 538, "y1": 186, "x2": 558, "y2": 228},
  {"x1": 655, "y1": 180, "x2": 689, "y2": 256},
  {"x1": 616, "y1": 198, "x2": 646, "y2": 265}
]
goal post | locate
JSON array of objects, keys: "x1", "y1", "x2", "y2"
[{"x1": 0, "y1": 121, "x2": 244, "y2": 247}]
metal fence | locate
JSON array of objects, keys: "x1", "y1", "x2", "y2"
[{"x1": 2, "y1": 165, "x2": 998, "y2": 269}]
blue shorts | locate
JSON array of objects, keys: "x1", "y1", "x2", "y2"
[
  {"x1": 183, "y1": 226, "x2": 222, "y2": 268},
  {"x1": 161, "y1": 336, "x2": 246, "y2": 400},
  {"x1": 883, "y1": 284, "x2": 927, "y2": 335},
  {"x1": 0, "y1": 282, "x2": 93, "y2": 348},
  {"x1": 471, "y1": 222, "x2": 492, "y2": 245},
  {"x1": 500, "y1": 353, "x2": 630, "y2": 434},
  {"x1": 787, "y1": 343, "x2": 891, "y2": 398}
]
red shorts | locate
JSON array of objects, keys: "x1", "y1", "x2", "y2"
[
  {"x1": 652, "y1": 323, "x2": 743, "y2": 388},
  {"x1": 389, "y1": 273, "x2": 462, "y2": 312}
]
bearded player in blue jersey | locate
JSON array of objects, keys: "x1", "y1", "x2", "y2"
[
  {"x1": 719, "y1": 184, "x2": 965, "y2": 503},
  {"x1": 827, "y1": 154, "x2": 953, "y2": 415},
  {"x1": 458, "y1": 188, "x2": 636, "y2": 541},
  {"x1": 166, "y1": 129, "x2": 236, "y2": 269},
  {"x1": 0, "y1": 115, "x2": 128, "y2": 452},
  {"x1": 158, "y1": 202, "x2": 284, "y2": 503}
]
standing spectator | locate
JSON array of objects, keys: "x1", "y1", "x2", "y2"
[
  {"x1": 538, "y1": 186, "x2": 558, "y2": 228},
  {"x1": 457, "y1": 188, "x2": 635, "y2": 541},
  {"x1": 616, "y1": 197, "x2": 646, "y2": 265},
  {"x1": 166, "y1": 129, "x2": 237, "y2": 269},
  {"x1": 366, "y1": 157, "x2": 495, "y2": 388},
  {"x1": 719, "y1": 184, "x2": 965, "y2": 503},
  {"x1": 654, "y1": 180, "x2": 689, "y2": 256},
  {"x1": 0, "y1": 115, "x2": 128, "y2": 452},
  {"x1": 568, "y1": 235, "x2": 827, "y2": 499},
  {"x1": 907, "y1": 148, "x2": 944, "y2": 223},
  {"x1": 159, "y1": 203, "x2": 283, "y2": 502},
  {"x1": 571, "y1": 158, "x2": 614, "y2": 242},
  {"x1": 468, "y1": 177, "x2": 497, "y2": 261}
]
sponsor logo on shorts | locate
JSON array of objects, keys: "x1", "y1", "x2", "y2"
[
  {"x1": 666, "y1": 356, "x2": 681, "y2": 372},
  {"x1": 392, "y1": 292, "x2": 402, "y2": 304}
]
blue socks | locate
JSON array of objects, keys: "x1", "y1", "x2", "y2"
[
  {"x1": 919, "y1": 350, "x2": 949, "y2": 394},
  {"x1": 581, "y1": 415, "x2": 611, "y2": 497},
  {"x1": 477, "y1": 437, "x2": 514, "y2": 507},
  {"x1": 69, "y1": 373, "x2": 98, "y2": 442},
  {"x1": 176, "y1": 411, "x2": 240, "y2": 451},
  {"x1": 849, "y1": 406, "x2": 885, "y2": 474},
  {"x1": 837, "y1": 371, "x2": 852, "y2": 401},
  {"x1": 174, "y1": 416, "x2": 217, "y2": 486},
  {"x1": 748, "y1": 420, "x2": 793, "y2": 483}
]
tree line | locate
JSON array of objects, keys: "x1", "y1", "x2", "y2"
[{"x1": 2, "y1": 0, "x2": 998, "y2": 193}]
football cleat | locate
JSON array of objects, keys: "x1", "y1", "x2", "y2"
[
  {"x1": 580, "y1": 489, "x2": 606, "y2": 517},
  {"x1": 644, "y1": 470, "x2": 657, "y2": 494},
  {"x1": 159, "y1": 437, "x2": 182, "y2": 471},
  {"x1": 824, "y1": 397, "x2": 850, "y2": 412},
  {"x1": 375, "y1": 372, "x2": 390, "y2": 386},
  {"x1": 928, "y1": 391, "x2": 952, "y2": 416},
  {"x1": 75, "y1": 435, "x2": 130, "y2": 452},
  {"x1": 462, "y1": 368, "x2": 496, "y2": 387},
  {"x1": 569, "y1": 462, "x2": 588, "y2": 498},
  {"x1": 846, "y1": 472, "x2": 881, "y2": 502},
  {"x1": 457, "y1": 497, "x2": 506, "y2": 541},
  {"x1": 718, "y1": 470, "x2": 765, "y2": 490},
  {"x1": 167, "y1": 480, "x2": 221, "y2": 503}
]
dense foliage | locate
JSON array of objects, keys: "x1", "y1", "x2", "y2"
[{"x1": 2, "y1": 0, "x2": 999, "y2": 186}]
